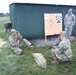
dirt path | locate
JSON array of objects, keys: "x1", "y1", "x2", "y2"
[{"x1": 0, "y1": 38, "x2": 6, "y2": 47}]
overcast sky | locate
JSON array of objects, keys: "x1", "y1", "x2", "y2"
[{"x1": 0, "y1": 0, "x2": 76, "y2": 13}]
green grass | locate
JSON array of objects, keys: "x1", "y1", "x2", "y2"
[{"x1": 0, "y1": 17, "x2": 76, "y2": 75}]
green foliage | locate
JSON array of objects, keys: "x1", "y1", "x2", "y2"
[{"x1": 0, "y1": 17, "x2": 76, "y2": 75}]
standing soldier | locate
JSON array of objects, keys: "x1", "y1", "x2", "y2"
[
  {"x1": 51, "y1": 31, "x2": 72, "y2": 64},
  {"x1": 8, "y1": 29, "x2": 34, "y2": 55},
  {"x1": 64, "y1": 8, "x2": 76, "y2": 39}
]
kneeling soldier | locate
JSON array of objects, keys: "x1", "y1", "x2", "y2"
[
  {"x1": 8, "y1": 29, "x2": 34, "y2": 55},
  {"x1": 51, "y1": 31, "x2": 72, "y2": 64}
]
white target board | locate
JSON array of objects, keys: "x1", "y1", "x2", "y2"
[{"x1": 44, "y1": 13, "x2": 62, "y2": 42}]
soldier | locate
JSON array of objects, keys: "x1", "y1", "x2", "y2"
[
  {"x1": 51, "y1": 31, "x2": 72, "y2": 64},
  {"x1": 8, "y1": 29, "x2": 34, "y2": 55},
  {"x1": 64, "y1": 8, "x2": 76, "y2": 39}
]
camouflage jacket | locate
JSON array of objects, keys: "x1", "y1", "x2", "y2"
[
  {"x1": 8, "y1": 32, "x2": 22, "y2": 47},
  {"x1": 56, "y1": 39, "x2": 72, "y2": 58},
  {"x1": 64, "y1": 13, "x2": 75, "y2": 26}
]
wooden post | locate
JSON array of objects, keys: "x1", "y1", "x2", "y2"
[{"x1": 45, "y1": 35, "x2": 47, "y2": 43}]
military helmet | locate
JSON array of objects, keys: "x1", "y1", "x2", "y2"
[
  {"x1": 60, "y1": 31, "x2": 66, "y2": 36},
  {"x1": 11, "y1": 29, "x2": 16, "y2": 33}
]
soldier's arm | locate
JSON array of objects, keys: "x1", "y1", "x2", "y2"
[
  {"x1": 58, "y1": 41, "x2": 69, "y2": 52},
  {"x1": 72, "y1": 14, "x2": 76, "y2": 26},
  {"x1": 16, "y1": 31, "x2": 22, "y2": 41},
  {"x1": 8, "y1": 36, "x2": 19, "y2": 47},
  {"x1": 57, "y1": 42, "x2": 67, "y2": 54},
  {"x1": 64, "y1": 15, "x2": 67, "y2": 26}
]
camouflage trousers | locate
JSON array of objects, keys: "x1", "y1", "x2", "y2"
[
  {"x1": 10, "y1": 47, "x2": 22, "y2": 55},
  {"x1": 51, "y1": 48, "x2": 72, "y2": 62},
  {"x1": 10, "y1": 38, "x2": 32, "y2": 55},
  {"x1": 65, "y1": 25, "x2": 73, "y2": 39}
]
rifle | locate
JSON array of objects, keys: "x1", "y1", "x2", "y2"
[{"x1": 48, "y1": 39, "x2": 61, "y2": 49}]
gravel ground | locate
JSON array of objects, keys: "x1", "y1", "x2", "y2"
[{"x1": 30, "y1": 36, "x2": 75, "y2": 47}]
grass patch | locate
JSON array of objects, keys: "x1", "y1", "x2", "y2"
[{"x1": 0, "y1": 17, "x2": 76, "y2": 75}]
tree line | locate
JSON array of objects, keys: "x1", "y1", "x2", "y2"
[{"x1": 0, "y1": 13, "x2": 10, "y2": 17}]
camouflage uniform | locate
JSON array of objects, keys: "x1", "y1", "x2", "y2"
[
  {"x1": 8, "y1": 30, "x2": 32, "y2": 55},
  {"x1": 64, "y1": 10, "x2": 75, "y2": 39},
  {"x1": 51, "y1": 39, "x2": 72, "y2": 62}
]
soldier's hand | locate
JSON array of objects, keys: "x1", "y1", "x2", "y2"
[
  {"x1": 52, "y1": 46, "x2": 56, "y2": 49},
  {"x1": 48, "y1": 46, "x2": 56, "y2": 49},
  {"x1": 17, "y1": 40, "x2": 20, "y2": 43}
]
